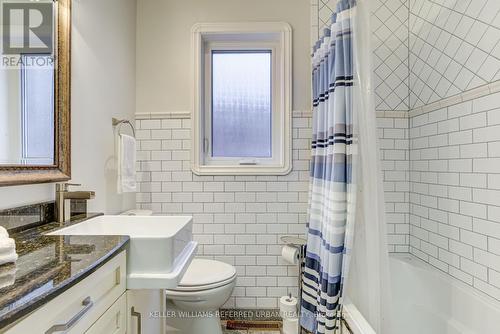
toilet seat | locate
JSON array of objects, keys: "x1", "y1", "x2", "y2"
[
  {"x1": 167, "y1": 259, "x2": 236, "y2": 293},
  {"x1": 165, "y1": 259, "x2": 237, "y2": 333}
]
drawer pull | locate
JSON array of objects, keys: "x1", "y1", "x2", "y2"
[
  {"x1": 131, "y1": 307, "x2": 142, "y2": 334},
  {"x1": 45, "y1": 296, "x2": 93, "y2": 334}
]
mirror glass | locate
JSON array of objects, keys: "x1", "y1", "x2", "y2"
[{"x1": 0, "y1": 0, "x2": 55, "y2": 166}]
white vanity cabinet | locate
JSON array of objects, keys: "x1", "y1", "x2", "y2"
[
  {"x1": 4, "y1": 251, "x2": 127, "y2": 334},
  {"x1": 127, "y1": 289, "x2": 165, "y2": 334},
  {"x1": 86, "y1": 293, "x2": 127, "y2": 334},
  {"x1": 4, "y1": 214, "x2": 197, "y2": 334}
]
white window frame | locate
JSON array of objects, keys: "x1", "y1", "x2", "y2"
[{"x1": 191, "y1": 22, "x2": 292, "y2": 175}]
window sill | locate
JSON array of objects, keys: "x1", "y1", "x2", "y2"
[{"x1": 191, "y1": 162, "x2": 292, "y2": 176}]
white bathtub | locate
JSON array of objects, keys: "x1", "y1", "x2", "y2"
[{"x1": 342, "y1": 254, "x2": 500, "y2": 334}]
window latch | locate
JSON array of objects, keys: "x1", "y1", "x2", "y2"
[
  {"x1": 204, "y1": 138, "x2": 209, "y2": 153},
  {"x1": 239, "y1": 159, "x2": 258, "y2": 165}
]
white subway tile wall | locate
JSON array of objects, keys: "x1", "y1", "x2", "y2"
[
  {"x1": 409, "y1": 91, "x2": 500, "y2": 301},
  {"x1": 377, "y1": 115, "x2": 411, "y2": 252},
  {"x1": 136, "y1": 114, "x2": 406, "y2": 307},
  {"x1": 136, "y1": 116, "x2": 311, "y2": 308}
]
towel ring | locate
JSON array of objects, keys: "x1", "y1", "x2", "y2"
[{"x1": 112, "y1": 118, "x2": 136, "y2": 137}]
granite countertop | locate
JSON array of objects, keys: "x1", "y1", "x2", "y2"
[{"x1": 0, "y1": 213, "x2": 129, "y2": 329}]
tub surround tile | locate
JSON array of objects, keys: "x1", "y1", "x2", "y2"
[
  {"x1": 310, "y1": 0, "x2": 500, "y2": 308},
  {"x1": 312, "y1": 0, "x2": 411, "y2": 112},
  {"x1": 409, "y1": 1, "x2": 500, "y2": 109},
  {"x1": 0, "y1": 213, "x2": 129, "y2": 330},
  {"x1": 377, "y1": 114, "x2": 411, "y2": 252},
  {"x1": 409, "y1": 91, "x2": 500, "y2": 302}
]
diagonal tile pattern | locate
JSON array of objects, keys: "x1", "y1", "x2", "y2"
[
  {"x1": 372, "y1": 0, "x2": 410, "y2": 111},
  {"x1": 318, "y1": 0, "x2": 337, "y2": 33},
  {"x1": 409, "y1": 0, "x2": 500, "y2": 109},
  {"x1": 312, "y1": 0, "x2": 500, "y2": 112},
  {"x1": 312, "y1": 0, "x2": 411, "y2": 111}
]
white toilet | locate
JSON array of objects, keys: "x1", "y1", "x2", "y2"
[{"x1": 165, "y1": 258, "x2": 237, "y2": 334}]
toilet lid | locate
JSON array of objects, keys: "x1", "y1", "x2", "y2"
[{"x1": 178, "y1": 259, "x2": 236, "y2": 287}]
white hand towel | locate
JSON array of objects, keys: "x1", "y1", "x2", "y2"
[
  {"x1": 0, "y1": 226, "x2": 8, "y2": 238},
  {"x1": 0, "y1": 238, "x2": 15, "y2": 254},
  {"x1": 0, "y1": 250, "x2": 18, "y2": 266},
  {"x1": 0, "y1": 238, "x2": 17, "y2": 266},
  {"x1": 0, "y1": 264, "x2": 17, "y2": 289},
  {"x1": 117, "y1": 133, "x2": 137, "y2": 193}
]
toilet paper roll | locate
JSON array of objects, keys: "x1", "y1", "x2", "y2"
[
  {"x1": 281, "y1": 245, "x2": 299, "y2": 265},
  {"x1": 279, "y1": 295, "x2": 298, "y2": 318},
  {"x1": 282, "y1": 317, "x2": 299, "y2": 334}
]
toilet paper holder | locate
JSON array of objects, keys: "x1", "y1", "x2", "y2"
[{"x1": 280, "y1": 236, "x2": 307, "y2": 314}]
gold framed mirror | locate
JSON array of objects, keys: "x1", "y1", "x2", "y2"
[{"x1": 0, "y1": 0, "x2": 71, "y2": 186}]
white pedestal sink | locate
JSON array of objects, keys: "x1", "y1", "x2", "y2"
[{"x1": 47, "y1": 215, "x2": 197, "y2": 289}]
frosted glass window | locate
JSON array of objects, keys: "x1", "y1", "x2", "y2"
[{"x1": 211, "y1": 51, "x2": 272, "y2": 158}]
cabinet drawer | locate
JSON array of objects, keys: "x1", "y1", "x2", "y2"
[
  {"x1": 5, "y1": 251, "x2": 126, "y2": 334},
  {"x1": 85, "y1": 292, "x2": 126, "y2": 334}
]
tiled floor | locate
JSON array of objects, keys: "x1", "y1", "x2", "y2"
[
  {"x1": 222, "y1": 331, "x2": 280, "y2": 334},
  {"x1": 221, "y1": 320, "x2": 281, "y2": 334}
]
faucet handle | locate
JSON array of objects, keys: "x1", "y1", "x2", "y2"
[{"x1": 56, "y1": 183, "x2": 81, "y2": 192}]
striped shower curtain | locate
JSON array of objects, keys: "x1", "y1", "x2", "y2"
[{"x1": 301, "y1": 1, "x2": 357, "y2": 333}]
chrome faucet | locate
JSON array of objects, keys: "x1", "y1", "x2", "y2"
[{"x1": 56, "y1": 183, "x2": 95, "y2": 223}]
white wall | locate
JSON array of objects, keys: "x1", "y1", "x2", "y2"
[
  {"x1": 136, "y1": 0, "x2": 311, "y2": 115},
  {"x1": 0, "y1": 0, "x2": 137, "y2": 213}
]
